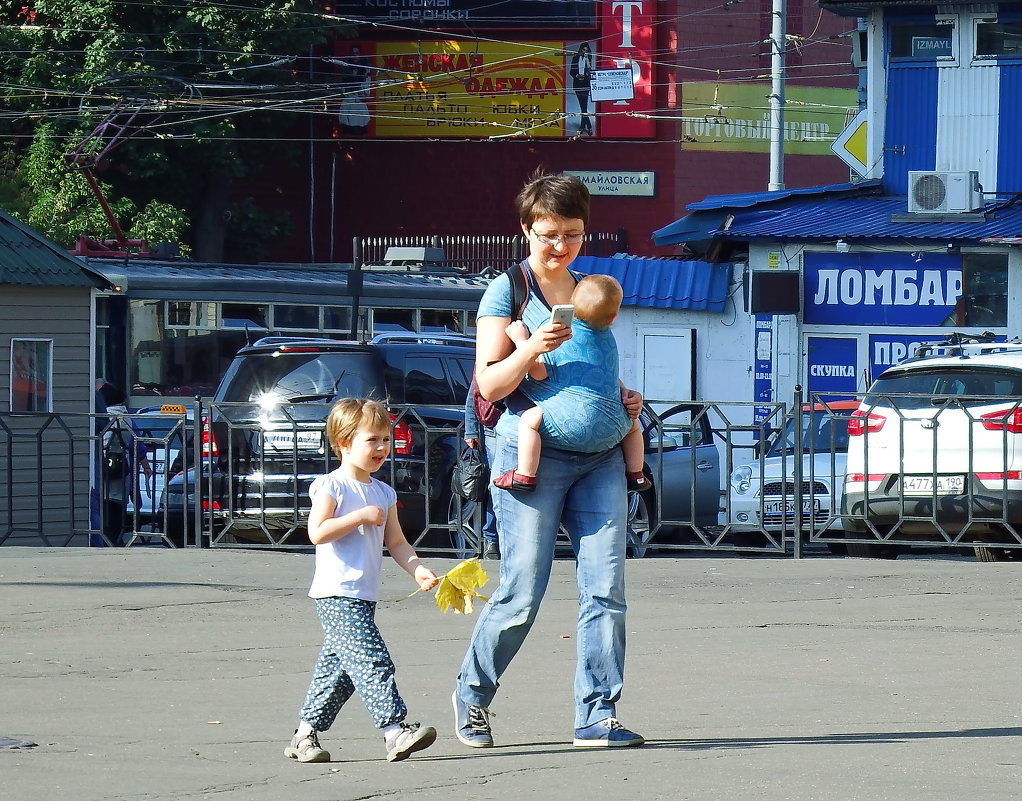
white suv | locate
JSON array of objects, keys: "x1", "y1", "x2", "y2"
[
  {"x1": 728, "y1": 400, "x2": 857, "y2": 549},
  {"x1": 842, "y1": 338, "x2": 1022, "y2": 561}
]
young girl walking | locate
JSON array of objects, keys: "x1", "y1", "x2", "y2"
[{"x1": 285, "y1": 398, "x2": 440, "y2": 764}]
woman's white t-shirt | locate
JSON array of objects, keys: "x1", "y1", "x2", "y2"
[{"x1": 306, "y1": 469, "x2": 397, "y2": 601}]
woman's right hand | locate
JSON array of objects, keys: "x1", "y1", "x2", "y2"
[{"x1": 527, "y1": 319, "x2": 573, "y2": 357}]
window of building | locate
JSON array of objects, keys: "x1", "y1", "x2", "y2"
[
  {"x1": 125, "y1": 300, "x2": 470, "y2": 401},
  {"x1": 272, "y1": 305, "x2": 320, "y2": 330},
  {"x1": 10, "y1": 338, "x2": 52, "y2": 412},
  {"x1": 323, "y1": 306, "x2": 352, "y2": 332},
  {"x1": 130, "y1": 301, "x2": 251, "y2": 399},
  {"x1": 943, "y1": 253, "x2": 1008, "y2": 327},
  {"x1": 221, "y1": 303, "x2": 268, "y2": 331},
  {"x1": 373, "y1": 308, "x2": 417, "y2": 333},
  {"x1": 889, "y1": 21, "x2": 956, "y2": 61},
  {"x1": 976, "y1": 21, "x2": 1022, "y2": 58},
  {"x1": 167, "y1": 301, "x2": 216, "y2": 327}
]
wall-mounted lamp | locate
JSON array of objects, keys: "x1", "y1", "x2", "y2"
[{"x1": 835, "y1": 239, "x2": 850, "y2": 253}]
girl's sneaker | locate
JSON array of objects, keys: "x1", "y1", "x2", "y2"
[
  {"x1": 384, "y1": 721, "x2": 437, "y2": 762},
  {"x1": 284, "y1": 729, "x2": 330, "y2": 763}
]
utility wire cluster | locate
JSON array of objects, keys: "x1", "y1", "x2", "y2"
[{"x1": 0, "y1": 0, "x2": 859, "y2": 144}]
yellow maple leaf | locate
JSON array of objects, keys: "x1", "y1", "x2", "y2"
[{"x1": 435, "y1": 558, "x2": 489, "y2": 614}]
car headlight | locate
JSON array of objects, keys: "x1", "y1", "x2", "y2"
[{"x1": 730, "y1": 465, "x2": 753, "y2": 494}]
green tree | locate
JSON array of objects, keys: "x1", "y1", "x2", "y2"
[{"x1": 0, "y1": 0, "x2": 347, "y2": 260}]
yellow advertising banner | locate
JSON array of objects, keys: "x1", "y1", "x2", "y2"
[
  {"x1": 681, "y1": 82, "x2": 858, "y2": 156},
  {"x1": 371, "y1": 41, "x2": 568, "y2": 138}
]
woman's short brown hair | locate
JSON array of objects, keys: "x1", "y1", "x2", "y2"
[
  {"x1": 516, "y1": 169, "x2": 590, "y2": 227},
  {"x1": 325, "y1": 397, "x2": 391, "y2": 459}
]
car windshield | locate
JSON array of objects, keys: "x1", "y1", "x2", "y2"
[
  {"x1": 766, "y1": 410, "x2": 850, "y2": 456},
  {"x1": 216, "y1": 352, "x2": 385, "y2": 403},
  {"x1": 865, "y1": 367, "x2": 1022, "y2": 409},
  {"x1": 134, "y1": 415, "x2": 190, "y2": 440}
]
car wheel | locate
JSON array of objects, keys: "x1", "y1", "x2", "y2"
[
  {"x1": 845, "y1": 542, "x2": 902, "y2": 559},
  {"x1": 626, "y1": 490, "x2": 656, "y2": 559},
  {"x1": 445, "y1": 492, "x2": 482, "y2": 561},
  {"x1": 974, "y1": 545, "x2": 1014, "y2": 562}
]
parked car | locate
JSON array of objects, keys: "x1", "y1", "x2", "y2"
[
  {"x1": 161, "y1": 333, "x2": 476, "y2": 551},
  {"x1": 449, "y1": 402, "x2": 722, "y2": 558},
  {"x1": 842, "y1": 338, "x2": 1022, "y2": 560},
  {"x1": 727, "y1": 400, "x2": 858, "y2": 550},
  {"x1": 634, "y1": 403, "x2": 721, "y2": 555},
  {"x1": 123, "y1": 403, "x2": 194, "y2": 541}
]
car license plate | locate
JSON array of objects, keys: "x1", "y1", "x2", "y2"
[
  {"x1": 262, "y1": 430, "x2": 323, "y2": 452},
  {"x1": 901, "y1": 475, "x2": 965, "y2": 495},
  {"x1": 763, "y1": 498, "x2": 820, "y2": 515}
]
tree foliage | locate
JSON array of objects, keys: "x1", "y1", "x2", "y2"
[{"x1": 0, "y1": 0, "x2": 347, "y2": 260}]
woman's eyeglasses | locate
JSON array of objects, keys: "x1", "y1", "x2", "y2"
[{"x1": 529, "y1": 228, "x2": 585, "y2": 246}]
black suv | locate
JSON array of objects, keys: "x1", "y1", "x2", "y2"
[{"x1": 162, "y1": 334, "x2": 476, "y2": 551}]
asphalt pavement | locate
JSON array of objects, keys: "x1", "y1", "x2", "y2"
[{"x1": 3, "y1": 546, "x2": 1022, "y2": 801}]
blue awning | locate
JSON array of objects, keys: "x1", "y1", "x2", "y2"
[
  {"x1": 652, "y1": 180, "x2": 883, "y2": 247},
  {"x1": 705, "y1": 195, "x2": 1022, "y2": 243},
  {"x1": 572, "y1": 255, "x2": 731, "y2": 312},
  {"x1": 651, "y1": 210, "x2": 732, "y2": 248},
  {"x1": 651, "y1": 179, "x2": 1022, "y2": 248}
]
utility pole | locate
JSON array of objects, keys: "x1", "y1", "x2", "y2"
[{"x1": 768, "y1": 0, "x2": 786, "y2": 191}]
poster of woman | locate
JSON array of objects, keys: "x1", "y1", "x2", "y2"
[{"x1": 567, "y1": 42, "x2": 595, "y2": 137}]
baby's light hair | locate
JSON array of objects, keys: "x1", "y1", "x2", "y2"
[
  {"x1": 571, "y1": 274, "x2": 623, "y2": 330},
  {"x1": 325, "y1": 397, "x2": 392, "y2": 459}
]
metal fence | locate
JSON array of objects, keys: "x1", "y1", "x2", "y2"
[
  {"x1": 355, "y1": 232, "x2": 624, "y2": 274},
  {"x1": 4, "y1": 393, "x2": 1022, "y2": 561}
]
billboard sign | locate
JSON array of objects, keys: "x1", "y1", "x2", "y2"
[
  {"x1": 365, "y1": 41, "x2": 567, "y2": 138},
  {"x1": 806, "y1": 337, "x2": 858, "y2": 399},
  {"x1": 681, "y1": 82, "x2": 857, "y2": 156},
  {"x1": 334, "y1": 1, "x2": 656, "y2": 140},
  {"x1": 803, "y1": 252, "x2": 963, "y2": 326}
]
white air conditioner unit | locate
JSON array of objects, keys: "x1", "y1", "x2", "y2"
[{"x1": 908, "y1": 170, "x2": 982, "y2": 213}]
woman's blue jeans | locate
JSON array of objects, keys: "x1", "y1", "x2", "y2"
[{"x1": 456, "y1": 434, "x2": 628, "y2": 728}]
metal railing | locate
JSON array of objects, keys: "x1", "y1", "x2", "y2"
[
  {"x1": 355, "y1": 232, "x2": 623, "y2": 274},
  {"x1": 5, "y1": 392, "x2": 1022, "y2": 562}
]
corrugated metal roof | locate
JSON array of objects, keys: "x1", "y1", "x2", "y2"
[
  {"x1": 0, "y1": 210, "x2": 108, "y2": 287},
  {"x1": 685, "y1": 180, "x2": 881, "y2": 212},
  {"x1": 653, "y1": 181, "x2": 884, "y2": 247},
  {"x1": 572, "y1": 255, "x2": 730, "y2": 311},
  {"x1": 87, "y1": 259, "x2": 490, "y2": 308},
  {"x1": 710, "y1": 195, "x2": 1022, "y2": 244},
  {"x1": 94, "y1": 257, "x2": 731, "y2": 312}
]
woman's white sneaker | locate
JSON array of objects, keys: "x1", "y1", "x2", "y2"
[{"x1": 572, "y1": 718, "x2": 645, "y2": 747}]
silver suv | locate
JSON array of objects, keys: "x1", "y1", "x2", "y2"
[{"x1": 842, "y1": 337, "x2": 1022, "y2": 560}]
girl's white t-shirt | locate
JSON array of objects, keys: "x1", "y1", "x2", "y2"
[{"x1": 306, "y1": 469, "x2": 397, "y2": 601}]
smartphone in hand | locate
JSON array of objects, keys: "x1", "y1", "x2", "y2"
[{"x1": 549, "y1": 304, "x2": 575, "y2": 327}]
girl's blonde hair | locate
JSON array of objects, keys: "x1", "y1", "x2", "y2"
[{"x1": 325, "y1": 397, "x2": 391, "y2": 459}]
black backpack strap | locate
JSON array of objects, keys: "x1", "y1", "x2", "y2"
[{"x1": 509, "y1": 261, "x2": 529, "y2": 321}]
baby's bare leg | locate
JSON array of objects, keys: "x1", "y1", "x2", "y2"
[
  {"x1": 516, "y1": 405, "x2": 544, "y2": 477},
  {"x1": 621, "y1": 419, "x2": 644, "y2": 474}
]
